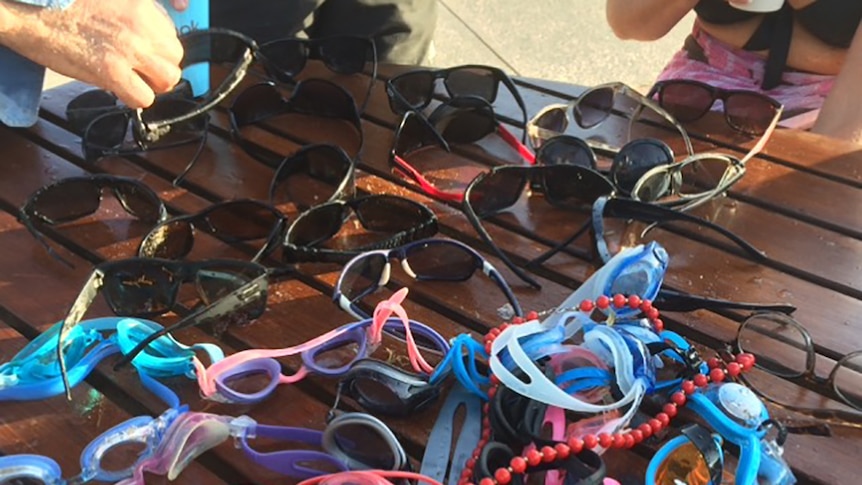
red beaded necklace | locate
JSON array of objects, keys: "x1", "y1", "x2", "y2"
[{"x1": 459, "y1": 294, "x2": 756, "y2": 485}]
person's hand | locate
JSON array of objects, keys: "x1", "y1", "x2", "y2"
[
  {"x1": 0, "y1": 0, "x2": 184, "y2": 109},
  {"x1": 170, "y1": 0, "x2": 189, "y2": 12}
]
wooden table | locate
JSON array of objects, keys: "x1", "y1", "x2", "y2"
[{"x1": 0, "y1": 61, "x2": 859, "y2": 485}]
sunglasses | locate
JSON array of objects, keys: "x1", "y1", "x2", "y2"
[
  {"x1": 333, "y1": 238, "x2": 523, "y2": 320},
  {"x1": 527, "y1": 82, "x2": 694, "y2": 156},
  {"x1": 463, "y1": 164, "x2": 616, "y2": 288},
  {"x1": 335, "y1": 358, "x2": 441, "y2": 417},
  {"x1": 260, "y1": 35, "x2": 378, "y2": 113},
  {"x1": 19, "y1": 175, "x2": 168, "y2": 266},
  {"x1": 57, "y1": 258, "x2": 268, "y2": 394},
  {"x1": 386, "y1": 64, "x2": 529, "y2": 140},
  {"x1": 648, "y1": 79, "x2": 783, "y2": 136},
  {"x1": 137, "y1": 199, "x2": 287, "y2": 263},
  {"x1": 269, "y1": 144, "x2": 356, "y2": 210},
  {"x1": 733, "y1": 312, "x2": 862, "y2": 423},
  {"x1": 282, "y1": 194, "x2": 438, "y2": 264},
  {"x1": 229, "y1": 80, "x2": 364, "y2": 166}
]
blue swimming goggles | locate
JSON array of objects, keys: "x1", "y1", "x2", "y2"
[{"x1": 0, "y1": 317, "x2": 223, "y2": 401}]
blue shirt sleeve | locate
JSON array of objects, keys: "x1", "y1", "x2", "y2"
[{"x1": 0, "y1": 0, "x2": 76, "y2": 127}]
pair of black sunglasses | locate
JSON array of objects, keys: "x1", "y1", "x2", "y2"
[
  {"x1": 386, "y1": 65, "x2": 529, "y2": 142},
  {"x1": 269, "y1": 144, "x2": 356, "y2": 210},
  {"x1": 19, "y1": 175, "x2": 168, "y2": 266},
  {"x1": 261, "y1": 35, "x2": 378, "y2": 113},
  {"x1": 137, "y1": 199, "x2": 287, "y2": 263},
  {"x1": 282, "y1": 194, "x2": 438, "y2": 264},
  {"x1": 229, "y1": 80, "x2": 364, "y2": 165}
]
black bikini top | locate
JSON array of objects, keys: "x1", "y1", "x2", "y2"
[{"x1": 694, "y1": 0, "x2": 862, "y2": 89}]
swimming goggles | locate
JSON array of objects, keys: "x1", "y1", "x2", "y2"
[
  {"x1": 646, "y1": 424, "x2": 725, "y2": 485},
  {"x1": 299, "y1": 470, "x2": 444, "y2": 485}
]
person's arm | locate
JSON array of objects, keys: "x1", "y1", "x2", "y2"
[
  {"x1": 606, "y1": 0, "x2": 700, "y2": 41},
  {"x1": 0, "y1": 0, "x2": 184, "y2": 112},
  {"x1": 810, "y1": 20, "x2": 862, "y2": 143}
]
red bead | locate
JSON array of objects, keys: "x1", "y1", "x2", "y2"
[
  {"x1": 541, "y1": 446, "x2": 557, "y2": 463},
  {"x1": 510, "y1": 457, "x2": 527, "y2": 474},
  {"x1": 526, "y1": 310, "x2": 539, "y2": 321},
  {"x1": 624, "y1": 433, "x2": 636, "y2": 449},
  {"x1": 554, "y1": 443, "x2": 571, "y2": 460},
  {"x1": 526, "y1": 449, "x2": 542, "y2": 466},
  {"x1": 494, "y1": 468, "x2": 512, "y2": 485},
  {"x1": 479, "y1": 478, "x2": 495, "y2": 485},
  {"x1": 613, "y1": 294, "x2": 627, "y2": 308},
  {"x1": 653, "y1": 318, "x2": 664, "y2": 332},
  {"x1": 579, "y1": 299, "x2": 594, "y2": 312},
  {"x1": 466, "y1": 459, "x2": 477, "y2": 470},
  {"x1": 567, "y1": 437, "x2": 584, "y2": 454},
  {"x1": 612, "y1": 434, "x2": 627, "y2": 449},
  {"x1": 663, "y1": 403, "x2": 678, "y2": 418},
  {"x1": 681, "y1": 380, "x2": 696, "y2": 395},
  {"x1": 482, "y1": 428, "x2": 492, "y2": 440},
  {"x1": 478, "y1": 438, "x2": 488, "y2": 448},
  {"x1": 656, "y1": 412, "x2": 671, "y2": 426},
  {"x1": 499, "y1": 323, "x2": 509, "y2": 331},
  {"x1": 649, "y1": 418, "x2": 663, "y2": 434},
  {"x1": 483, "y1": 404, "x2": 491, "y2": 414},
  {"x1": 739, "y1": 353, "x2": 756, "y2": 370},
  {"x1": 487, "y1": 387, "x2": 497, "y2": 398},
  {"x1": 489, "y1": 374, "x2": 501, "y2": 386},
  {"x1": 641, "y1": 299, "x2": 653, "y2": 313},
  {"x1": 627, "y1": 295, "x2": 641, "y2": 309},
  {"x1": 484, "y1": 342, "x2": 493, "y2": 354},
  {"x1": 646, "y1": 307, "x2": 660, "y2": 320},
  {"x1": 726, "y1": 362, "x2": 742, "y2": 377},
  {"x1": 671, "y1": 391, "x2": 687, "y2": 406},
  {"x1": 631, "y1": 429, "x2": 644, "y2": 444},
  {"x1": 459, "y1": 481, "x2": 471, "y2": 485},
  {"x1": 596, "y1": 296, "x2": 610, "y2": 309},
  {"x1": 710, "y1": 368, "x2": 726, "y2": 383},
  {"x1": 638, "y1": 423, "x2": 653, "y2": 439},
  {"x1": 693, "y1": 374, "x2": 709, "y2": 388},
  {"x1": 598, "y1": 433, "x2": 613, "y2": 449},
  {"x1": 707, "y1": 357, "x2": 720, "y2": 369},
  {"x1": 583, "y1": 434, "x2": 598, "y2": 449},
  {"x1": 472, "y1": 449, "x2": 481, "y2": 460}
]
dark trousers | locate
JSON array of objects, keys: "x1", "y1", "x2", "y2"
[{"x1": 210, "y1": 0, "x2": 437, "y2": 64}]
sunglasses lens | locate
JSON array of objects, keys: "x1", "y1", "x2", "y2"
[
  {"x1": 431, "y1": 103, "x2": 495, "y2": 144},
  {"x1": 677, "y1": 157, "x2": 733, "y2": 195},
  {"x1": 319, "y1": 37, "x2": 368, "y2": 74},
  {"x1": 273, "y1": 145, "x2": 352, "y2": 209},
  {"x1": 577, "y1": 88, "x2": 614, "y2": 128},
  {"x1": 738, "y1": 313, "x2": 808, "y2": 378},
  {"x1": 534, "y1": 108, "x2": 568, "y2": 135},
  {"x1": 469, "y1": 169, "x2": 526, "y2": 217},
  {"x1": 231, "y1": 83, "x2": 286, "y2": 127},
  {"x1": 289, "y1": 203, "x2": 346, "y2": 247},
  {"x1": 725, "y1": 93, "x2": 776, "y2": 135},
  {"x1": 395, "y1": 113, "x2": 444, "y2": 157},
  {"x1": 140, "y1": 220, "x2": 194, "y2": 259},
  {"x1": 391, "y1": 71, "x2": 435, "y2": 110},
  {"x1": 291, "y1": 79, "x2": 357, "y2": 121},
  {"x1": 66, "y1": 89, "x2": 119, "y2": 135},
  {"x1": 544, "y1": 166, "x2": 614, "y2": 206},
  {"x1": 112, "y1": 180, "x2": 164, "y2": 221},
  {"x1": 340, "y1": 253, "x2": 387, "y2": 303},
  {"x1": 260, "y1": 39, "x2": 308, "y2": 82},
  {"x1": 611, "y1": 139, "x2": 674, "y2": 194},
  {"x1": 84, "y1": 111, "x2": 130, "y2": 158},
  {"x1": 404, "y1": 241, "x2": 479, "y2": 280},
  {"x1": 536, "y1": 136, "x2": 596, "y2": 169},
  {"x1": 31, "y1": 179, "x2": 102, "y2": 223},
  {"x1": 654, "y1": 441, "x2": 712, "y2": 485},
  {"x1": 331, "y1": 423, "x2": 396, "y2": 469},
  {"x1": 105, "y1": 264, "x2": 175, "y2": 315},
  {"x1": 446, "y1": 67, "x2": 496, "y2": 101},
  {"x1": 834, "y1": 354, "x2": 862, "y2": 410},
  {"x1": 354, "y1": 196, "x2": 429, "y2": 232},
  {"x1": 140, "y1": 99, "x2": 208, "y2": 147},
  {"x1": 658, "y1": 82, "x2": 713, "y2": 122},
  {"x1": 207, "y1": 201, "x2": 280, "y2": 241},
  {"x1": 631, "y1": 170, "x2": 673, "y2": 202}
]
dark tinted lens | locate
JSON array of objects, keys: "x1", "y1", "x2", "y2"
[
  {"x1": 104, "y1": 263, "x2": 175, "y2": 315},
  {"x1": 394, "y1": 113, "x2": 443, "y2": 156},
  {"x1": 290, "y1": 79, "x2": 356, "y2": 121},
  {"x1": 404, "y1": 241, "x2": 478, "y2": 280},
  {"x1": 140, "y1": 99, "x2": 207, "y2": 147},
  {"x1": 534, "y1": 108, "x2": 567, "y2": 134},
  {"x1": 391, "y1": 71, "x2": 435, "y2": 110},
  {"x1": 318, "y1": 37, "x2": 368, "y2": 74},
  {"x1": 273, "y1": 145, "x2": 352, "y2": 209},
  {"x1": 332, "y1": 424, "x2": 396, "y2": 469},
  {"x1": 260, "y1": 39, "x2": 308, "y2": 81},
  {"x1": 231, "y1": 83, "x2": 287, "y2": 127},
  {"x1": 658, "y1": 82, "x2": 714, "y2": 122},
  {"x1": 30, "y1": 179, "x2": 102, "y2": 223},
  {"x1": 181, "y1": 30, "x2": 252, "y2": 94},
  {"x1": 84, "y1": 111, "x2": 131, "y2": 157},
  {"x1": 112, "y1": 180, "x2": 163, "y2": 221},
  {"x1": 610, "y1": 139, "x2": 674, "y2": 193},
  {"x1": 0, "y1": 477, "x2": 48, "y2": 485},
  {"x1": 446, "y1": 68, "x2": 497, "y2": 101},
  {"x1": 195, "y1": 263, "x2": 262, "y2": 303},
  {"x1": 677, "y1": 157, "x2": 732, "y2": 195},
  {"x1": 576, "y1": 88, "x2": 614, "y2": 128},
  {"x1": 536, "y1": 136, "x2": 596, "y2": 169},
  {"x1": 288, "y1": 203, "x2": 347, "y2": 246},
  {"x1": 352, "y1": 377, "x2": 402, "y2": 407},
  {"x1": 66, "y1": 89, "x2": 119, "y2": 135},
  {"x1": 354, "y1": 196, "x2": 428, "y2": 232},
  {"x1": 724, "y1": 93, "x2": 776, "y2": 135},
  {"x1": 434, "y1": 106, "x2": 495, "y2": 144},
  {"x1": 139, "y1": 220, "x2": 194, "y2": 259},
  {"x1": 340, "y1": 253, "x2": 387, "y2": 301},
  {"x1": 468, "y1": 169, "x2": 526, "y2": 217},
  {"x1": 543, "y1": 166, "x2": 615, "y2": 207},
  {"x1": 206, "y1": 201, "x2": 280, "y2": 241}
]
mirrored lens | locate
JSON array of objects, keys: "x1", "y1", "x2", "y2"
[
  {"x1": 576, "y1": 88, "x2": 614, "y2": 128},
  {"x1": 833, "y1": 353, "x2": 862, "y2": 410},
  {"x1": 738, "y1": 313, "x2": 810, "y2": 378},
  {"x1": 341, "y1": 253, "x2": 387, "y2": 301},
  {"x1": 332, "y1": 424, "x2": 396, "y2": 469},
  {"x1": 610, "y1": 139, "x2": 674, "y2": 194},
  {"x1": 724, "y1": 93, "x2": 777, "y2": 136},
  {"x1": 404, "y1": 241, "x2": 478, "y2": 280},
  {"x1": 653, "y1": 441, "x2": 712, "y2": 485},
  {"x1": 446, "y1": 68, "x2": 497, "y2": 101},
  {"x1": 468, "y1": 169, "x2": 526, "y2": 217},
  {"x1": 140, "y1": 221, "x2": 194, "y2": 259},
  {"x1": 30, "y1": 179, "x2": 102, "y2": 223},
  {"x1": 658, "y1": 82, "x2": 714, "y2": 123}
]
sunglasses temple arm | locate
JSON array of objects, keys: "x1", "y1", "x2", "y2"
[
  {"x1": 654, "y1": 288, "x2": 796, "y2": 314},
  {"x1": 497, "y1": 126, "x2": 536, "y2": 165},
  {"x1": 358, "y1": 41, "x2": 378, "y2": 115},
  {"x1": 526, "y1": 219, "x2": 591, "y2": 268},
  {"x1": 172, "y1": 118, "x2": 210, "y2": 186},
  {"x1": 500, "y1": 75, "x2": 529, "y2": 145},
  {"x1": 740, "y1": 105, "x2": 784, "y2": 166},
  {"x1": 464, "y1": 209, "x2": 542, "y2": 290},
  {"x1": 58, "y1": 270, "x2": 104, "y2": 400},
  {"x1": 630, "y1": 88, "x2": 695, "y2": 157}
]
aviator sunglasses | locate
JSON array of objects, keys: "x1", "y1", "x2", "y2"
[{"x1": 19, "y1": 175, "x2": 168, "y2": 266}]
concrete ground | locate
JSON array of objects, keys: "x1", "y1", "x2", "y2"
[{"x1": 45, "y1": 1, "x2": 696, "y2": 93}]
